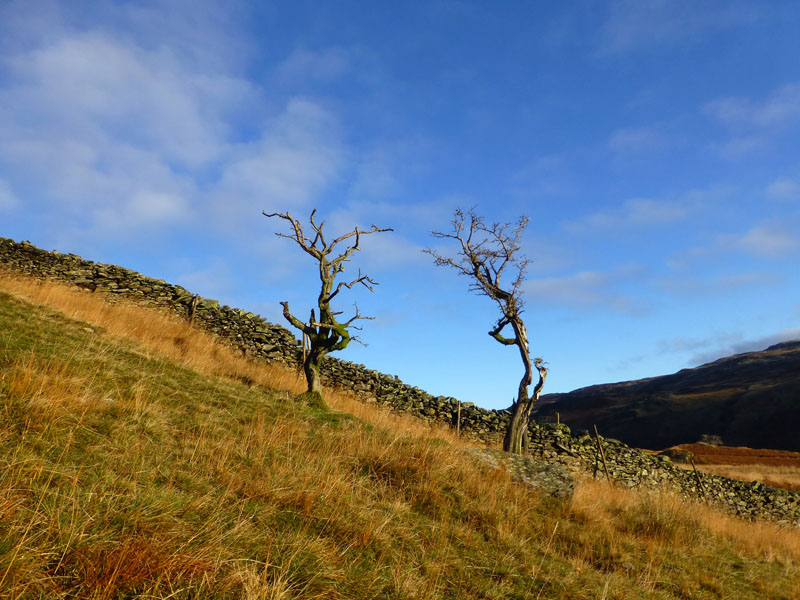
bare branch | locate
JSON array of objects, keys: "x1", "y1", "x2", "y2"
[
  {"x1": 263, "y1": 210, "x2": 323, "y2": 259},
  {"x1": 328, "y1": 269, "x2": 378, "y2": 302},
  {"x1": 425, "y1": 207, "x2": 530, "y2": 314},
  {"x1": 488, "y1": 317, "x2": 517, "y2": 346},
  {"x1": 279, "y1": 300, "x2": 313, "y2": 336}
]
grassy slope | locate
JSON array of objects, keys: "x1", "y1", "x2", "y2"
[{"x1": 1, "y1": 278, "x2": 799, "y2": 599}]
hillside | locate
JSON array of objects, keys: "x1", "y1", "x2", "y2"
[
  {"x1": 2, "y1": 274, "x2": 799, "y2": 597},
  {"x1": 535, "y1": 341, "x2": 800, "y2": 451}
]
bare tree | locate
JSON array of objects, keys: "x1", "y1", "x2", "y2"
[
  {"x1": 263, "y1": 209, "x2": 392, "y2": 406},
  {"x1": 424, "y1": 208, "x2": 547, "y2": 454}
]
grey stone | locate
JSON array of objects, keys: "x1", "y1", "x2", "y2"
[{"x1": 469, "y1": 449, "x2": 574, "y2": 500}]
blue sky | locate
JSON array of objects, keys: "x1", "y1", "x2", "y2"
[{"x1": 1, "y1": 1, "x2": 799, "y2": 409}]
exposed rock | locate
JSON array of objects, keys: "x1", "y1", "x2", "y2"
[
  {"x1": 469, "y1": 449, "x2": 574, "y2": 500},
  {"x1": 658, "y1": 448, "x2": 694, "y2": 464}
]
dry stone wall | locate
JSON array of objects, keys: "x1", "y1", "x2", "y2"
[
  {"x1": 2, "y1": 236, "x2": 798, "y2": 527},
  {"x1": 528, "y1": 424, "x2": 800, "y2": 526}
]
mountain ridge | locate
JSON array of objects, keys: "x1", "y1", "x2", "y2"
[{"x1": 534, "y1": 340, "x2": 800, "y2": 451}]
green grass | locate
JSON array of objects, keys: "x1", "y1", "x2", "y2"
[{"x1": 0, "y1": 288, "x2": 798, "y2": 599}]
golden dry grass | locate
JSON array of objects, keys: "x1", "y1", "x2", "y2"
[
  {"x1": 572, "y1": 478, "x2": 800, "y2": 564},
  {"x1": 1, "y1": 269, "x2": 799, "y2": 598},
  {"x1": 0, "y1": 270, "x2": 474, "y2": 449}
]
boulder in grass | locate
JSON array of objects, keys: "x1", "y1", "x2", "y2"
[{"x1": 469, "y1": 448, "x2": 574, "y2": 500}]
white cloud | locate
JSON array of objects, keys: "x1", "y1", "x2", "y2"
[
  {"x1": 215, "y1": 98, "x2": 344, "y2": 221},
  {"x1": 733, "y1": 223, "x2": 799, "y2": 258},
  {"x1": 598, "y1": 0, "x2": 758, "y2": 55},
  {"x1": 3, "y1": 32, "x2": 249, "y2": 168},
  {"x1": 669, "y1": 217, "x2": 800, "y2": 267},
  {"x1": 0, "y1": 9, "x2": 345, "y2": 245},
  {"x1": 525, "y1": 266, "x2": 646, "y2": 313},
  {"x1": 705, "y1": 83, "x2": 800, "y2": 129},
  {"x1": 510, "y1": 154, "x2": 577, "y2": 199},
  {"x1": 657, "y1": 272, "x2": 782, "y2": 295},
  {"x1": 607, "y1": 125, "x2": 666, "y2": 153},
  {"x1": 658, "y1": 331, "x2": 744, "y2": 355},
  {"x1": 276, "y1": 47, "x2": 350, "y2": 83},
  {"x1": 176, "y1": 258, "x2": 236, "y2": 302},
  {"x1": 0, "y1": 179, "x2": 18, "y2": 211},
  {"x1": 688, "y1": 328, "x2": 800, "y2": 365},
  {"x1": 349, "y1": 155, "x2": 401, "y2": 201},
  {"x1": 566, "y1": 197, "x2": 692, "y2": 232},
  {"x1": 704, "y1": 83, "x2": 800, "y2": 157},
  {"x1": 94, "y1": 190, "x2": 191, "y2": 230},
  {"x1": 766, "y1": 177, "x2": 800, "y2": 201},
  {"x1": 0, "y1": 12, "x2": 260, "y2": 242},
  {"x1": 350, "y1": 231, "x2": 426, "y2": 273}
]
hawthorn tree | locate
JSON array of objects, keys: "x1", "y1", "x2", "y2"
[
  {"x1": 263, "y1": 209, "x2": 392, "y2": 406},
  {"x1": 425, "y1": 208, "x2": 547, "y2": 454}
]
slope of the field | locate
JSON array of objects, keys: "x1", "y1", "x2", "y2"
[
  {"x1": 535, "y1": 341, "x2": 800, "y2": 451},
  {"x1": 1, "y1": 275, "x2": 799, "y2": 599}
]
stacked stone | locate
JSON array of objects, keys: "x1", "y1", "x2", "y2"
[{"x1": 526, "y1": 423, "x2": 800, "y2": 526}]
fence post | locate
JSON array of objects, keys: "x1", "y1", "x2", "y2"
[
  {"x1": 188, "y1": 294, "x2": 199, "y2": 325},
  {"x1": 593, "y1": 425, "x2": 612, "y2": 482},
  {"x1": 690, "y1": 458, "x2": 709, "y2": 502}
]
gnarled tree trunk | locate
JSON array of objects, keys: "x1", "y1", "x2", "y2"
[
  {"x1": 502, "y1": 320, "x2": 547, "y2": 453},
  {"x1": 426, "y1": 208, "x2": 546, "y2": 455},
  {"x1": 264, "y1": 209, "x2": 392, "y2": 407}
]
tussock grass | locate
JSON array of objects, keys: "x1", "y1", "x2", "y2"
[
  {"x1": 0, "y1": 271, "x2": 470, "y2": 449},
  {"x1": 0, "y1": 272, "x2": 799, "y2": 599}
]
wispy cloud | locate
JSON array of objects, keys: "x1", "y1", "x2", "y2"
[
  {"x1": 766, "y1": 177, "x2": 800, "y2": 201},
  {"x1": 705, "y1": 83, "x2": 800, "y2": 129},
  {"x1": 704, "y1": 83, "x2": 800, "y2": 157},
  {"x1": 658, "y1": 331, "x2": 744, "y2": 355},
  {"x1": 0, "y1": 6, "x2": 346, "y2": 246},
  {"x1": 607, "y1": 125, "x2": 668, "y2": 154},
  {"x1": 687, "y1": 328, "x2": 800, "y2": 366},
  {"x1": 276, "y1": 47, "x2": 350, "y2": 83},
  {"x1": 3, "y1": 32, "x2": 248, "y2": 168},
  {"x1": 657, "y1": 271, "x2": 782, "y2": 295},
  {"x1": 525, "y1": 266, "x2": 646, "y2": 313},
  {"x1": 510, "y1": 154, "x2": 578, "y2": 199},
  {"x1": 0, "y1": 179, "x2": 18, "y2": 211},
  {"x1": 731, "y1": 223, "x2": 799, "y2": 258},
  {"x1": 598, "y1": 0, "x2": 758, "y2": 55},
  {"x1": 346, "y1": 138, "x2": 437, "y2": 204},
  {"x1": 669, "y1": 218, "x2": 800, "y2": 267},
  {"x1": 215, "y1": 98, "x2": 344, "y2": 221},
  {"x1": 565, "y1": 197, "x2": 693, "y2": 233},
  {"x1": 176, "y1": 258, "x2": 236, "y2": 303},
  {"x1": 0, "y1": 18, "x2": 246, "y2": 241}
]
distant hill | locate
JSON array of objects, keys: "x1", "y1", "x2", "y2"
[{"x1": 534, "y1": 341, "x2": 800, "y2": 452}]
